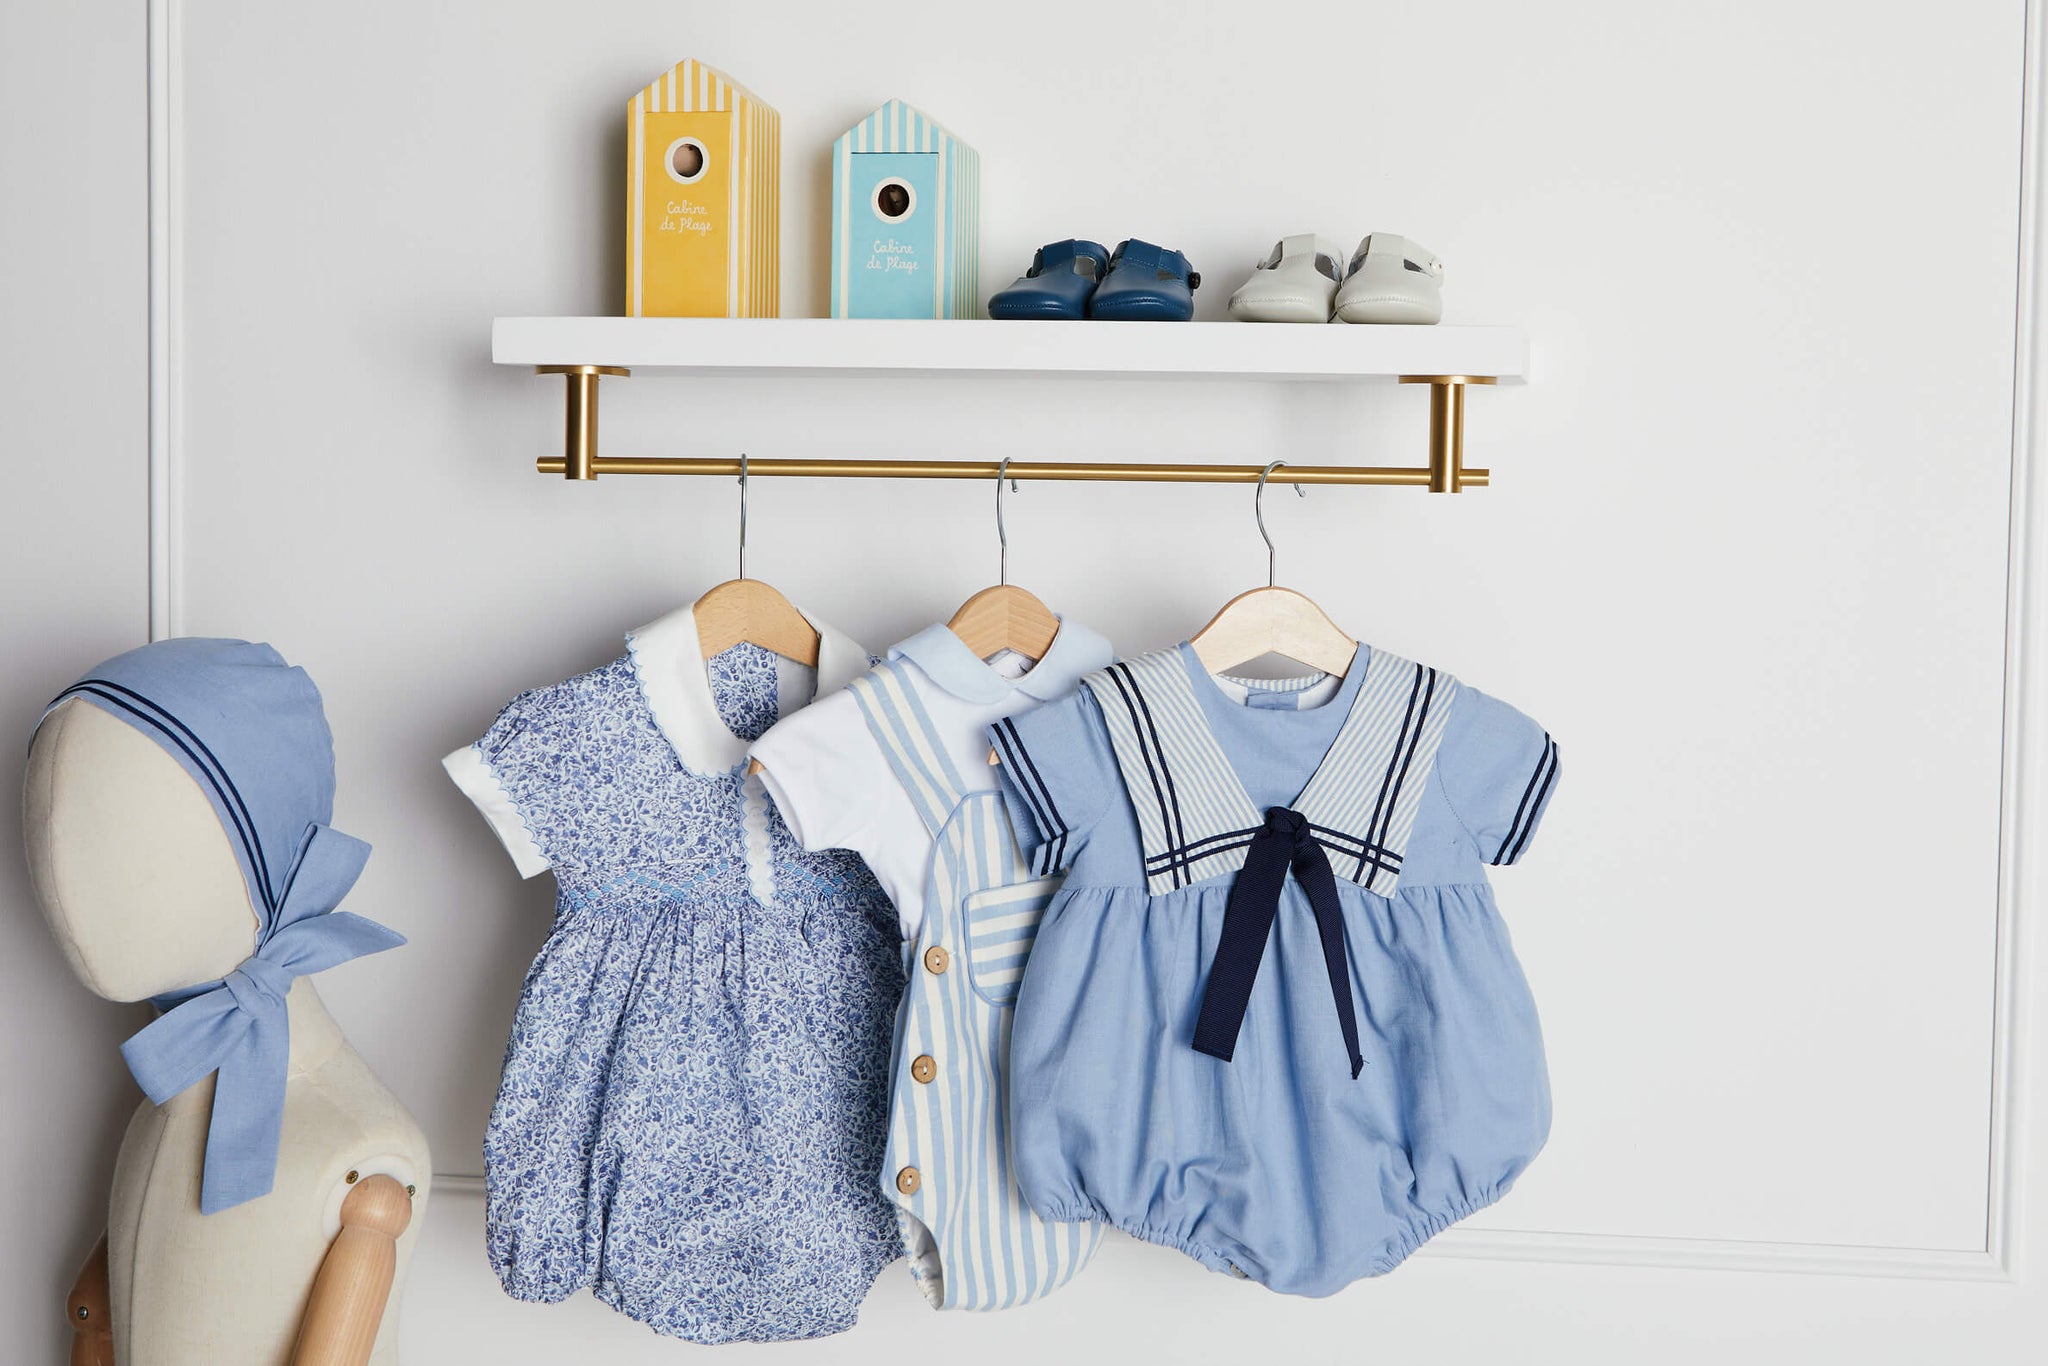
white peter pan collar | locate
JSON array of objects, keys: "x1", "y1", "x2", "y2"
[
  {"x1": 890, "y1": 615, "x2": 1112, "y2": 705},
  {"x1": 627, "y1": 600, "x2": 871, "y2": 775}
]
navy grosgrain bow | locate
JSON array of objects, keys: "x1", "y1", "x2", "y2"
[
  {"x1": 119, "y1": 823, "x2": 402, "y2": 1213},
  {"x1": 1192, "y1": 807, "x2": 1365, "y2": 1079}
]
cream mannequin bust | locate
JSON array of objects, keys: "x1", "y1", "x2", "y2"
[{"x1": 25, "y1": 697, "x2": 430, "y2": 1365}]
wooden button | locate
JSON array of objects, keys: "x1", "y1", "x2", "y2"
[
  {"x1": 896, "y1": 1166, "x2": 921, "y2": 1195},
  {"x1": 923, "y1": 945, "x2": 950, "y2": 975},
  {"x1": 911, "y1": 1054, "x2": 937, "y2": 1084}
]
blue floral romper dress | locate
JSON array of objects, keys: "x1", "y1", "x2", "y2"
[{"x1": 444, "y1": 603, "x2": 903, "y2": 1343}]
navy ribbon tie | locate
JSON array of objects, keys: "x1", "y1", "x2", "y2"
[
  {"x1": 1192, "y1": 807, "x2": 1366, "y2": 1079},
  {"x1": 118, "y1": 824, "x2": 403, "y2": 1213}
]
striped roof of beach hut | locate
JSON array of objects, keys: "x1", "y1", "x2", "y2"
[
  {"x1": 627, "y1": 58, "x2": 779, "y2": 317},
  {"x1": 832, "y1": 100, "x2": 979, "y2": 319}
]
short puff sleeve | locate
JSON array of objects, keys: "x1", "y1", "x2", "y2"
[
  {"x1": 1435, "y1": 687, "x2": 1561, "y2": 867},
  {"x1": 747, "y1": 687, "x2": 894, "y2": 856},
  {"x1": 989, "y1": 688, "x2": 1118, "y2": 875},
  {"x1": 442, "y1": 694, "x2": 555, "y2": 879}
]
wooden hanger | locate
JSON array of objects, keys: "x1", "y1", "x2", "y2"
[
  {"x1": 1190, "y1": 586, "x2": 1356, "y2": 676},
  {"x1": 947, "y1": 459, "x2": 1060, "y2": 663},
  {"x1": 946, "y1": 585, "x2": 1059, "y2": 663},
  {"x1": 696, "y1": 578, "x2": 819, "y2": 665},
  {"x1": 1189, "y1": 461, "x2": 1358, "y2": 678},
  {"x1": 695, "y1": 454, "x2": 820, "y2": 667}
]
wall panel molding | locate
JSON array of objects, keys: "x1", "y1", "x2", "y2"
[
  {"x1": 425, "y1": 1173, "x2": 2006, "y2": 1281},
  {"x1": 149, "y1": 0, "x2": 2043, "y2": 1288},
  {"x1": 147, "y1": 0, "x2": 171, "y2": 640},
  {"x1": 1988, "y1": 0, "x2": 2047, "y2": 1288}
]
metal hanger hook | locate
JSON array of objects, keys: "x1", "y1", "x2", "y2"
[
  {"x1": 737, "y1": 452, "x2": 749, "y2": 581},
  {"x1": 996, "y1": 457, "x2": 1020, "y2": 586},
  {"x1": 1254, "y1": 459, "x2": 1306, "y2": 587}
]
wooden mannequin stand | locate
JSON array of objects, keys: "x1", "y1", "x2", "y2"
[
  {"x1": 67, "y1": 1237, "x2": 112, "y2": 1366},
  {"x1": 66, "y1": 1175, "x2": 413, "y2": 1366},
  {"x1": 294, "y1": 1175, "x2": 415, "y2": 1363},
  {"x1": 29, "y1": 690, "x2": 430, "y2": 1366}
]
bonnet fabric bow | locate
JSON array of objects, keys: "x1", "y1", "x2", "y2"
[{"x1": 42, "y1": 638, "x2": 405, "y2": 1214}]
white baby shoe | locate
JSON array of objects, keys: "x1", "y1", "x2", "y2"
[
  {"x1": 1228, "y1": 235, "x2": 1347, "y2": 323},
  {"x1": 1333, "y1": 234, "x2": 1444, "y2": 325}
]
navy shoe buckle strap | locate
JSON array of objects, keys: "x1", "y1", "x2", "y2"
[{"x1": 1191, "y1": 806, "x2": 1365, "y2": 1079}]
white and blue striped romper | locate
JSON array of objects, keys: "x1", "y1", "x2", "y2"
[{"x1": 848, "y1": 658, "x2": 1105, "y2": 1310}]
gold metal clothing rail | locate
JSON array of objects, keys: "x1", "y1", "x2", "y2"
[{"x1": 533, "y1": 367, "x2": 1497, "y2": 493}]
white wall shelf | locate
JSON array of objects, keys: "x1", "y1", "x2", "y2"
[
  {"x1": 490, "y1": 317, "x2": 1528, "y2": 490},
  {"x1": 491, "y1": 317, "x2": 1529, "y2": 384}
]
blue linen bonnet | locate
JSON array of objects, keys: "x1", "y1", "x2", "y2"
[{"x1": 40, "y1": 637, "x2": 404, "y2": 1213}]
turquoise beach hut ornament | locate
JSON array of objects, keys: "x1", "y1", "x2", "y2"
[{"x1": 831, "y1": 100, "x2": 980, "y2": 319}]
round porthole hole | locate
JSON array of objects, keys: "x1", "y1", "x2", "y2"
[
  {"x1": 666, "y1": 138, "x2": 708, "y2": 185},
  {"x1": 871, "y1": 177, "x2": 915, "y2": 222}
]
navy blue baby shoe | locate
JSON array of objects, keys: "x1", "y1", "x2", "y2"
[
  {"x1": 1089, "y1": 240, "x2": 1200, "y2": 321},
  {"x1": 988, "y1": 239, "x2": 1112, "y2": 319}
]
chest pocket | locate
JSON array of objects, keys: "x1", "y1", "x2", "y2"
[{"x1": 961, "y1": 877, "x2": 1060, "y2": 1007}]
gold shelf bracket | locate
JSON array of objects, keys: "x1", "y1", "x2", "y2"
[
  {"x1": 530, "y1": 366, "x2": 1501, "y2": 490},
  {"x1": 1398, "y1": 375, "x2": 1497, "y2": 493},
  {"x1": 535, "y1": 365, "x2": 630, "y2": 481}
]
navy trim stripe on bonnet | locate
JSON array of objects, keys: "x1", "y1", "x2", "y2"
[{"x1": 41, "y1": 637, "x2": 404, "y2": 1214}]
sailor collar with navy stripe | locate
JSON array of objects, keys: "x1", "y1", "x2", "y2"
[
  {"x1": 890, "y1": 617, "x2": 1110, "y2": 706},
  {"x1": 1081, "y1": 642, "x2": 1461, "y2": 896},
  {"x1": 628, "y1": 601, "x2": 872, "y2": 776}
]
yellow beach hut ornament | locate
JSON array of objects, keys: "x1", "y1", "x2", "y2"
[
  {"x1": 626, "y1": 58, "x2": 779, "y2": 318},
  {"x1": 831, "y1": 100, "x2": 980, "y2": 319}
]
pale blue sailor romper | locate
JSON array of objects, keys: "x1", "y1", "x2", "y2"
[
  {"x1": 444, "y1": 606, "x2": 903, "y2": 1343},
  {"x1": 991, "y1": 642, "x2": 1561, "y2": 1297}
]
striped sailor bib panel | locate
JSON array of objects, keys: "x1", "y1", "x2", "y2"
[
  {"x1": 1082, "y1": 646, "x2": 1461, "y2": 896},
  {"x1": 849, "y1": 661, "x2": 1102, "y2": 1311}
]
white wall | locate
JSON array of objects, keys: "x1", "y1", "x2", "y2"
[
  {"x1": 9, "y1": 0, "x2": 2048, "y2": 1359},
  {"x1": 0, "y1": 4, "x2": 150, "y2": 1360}
]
